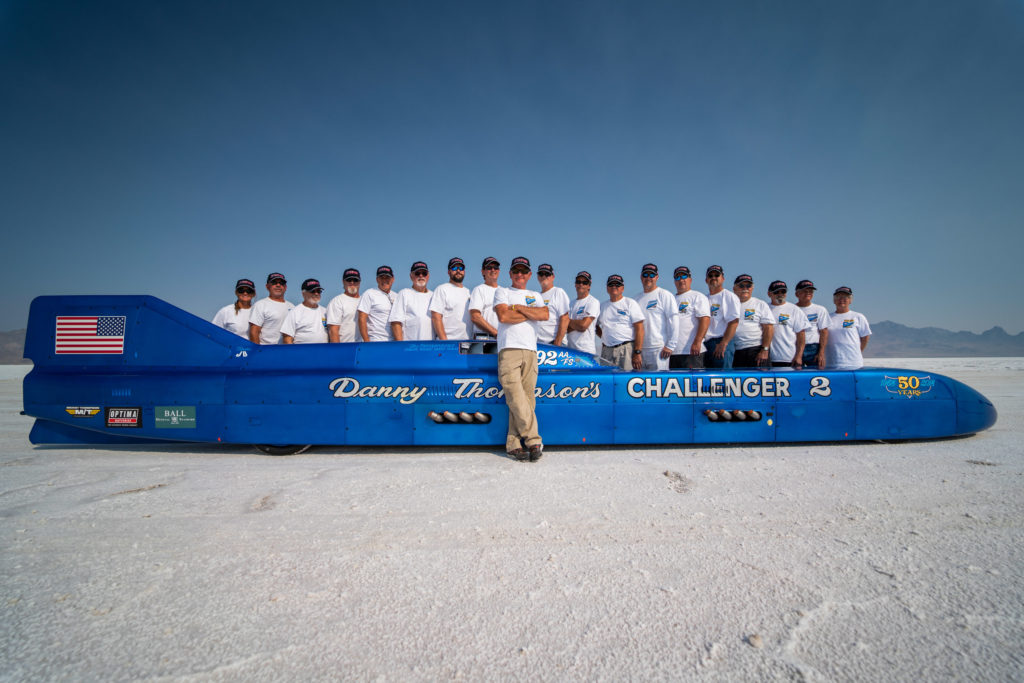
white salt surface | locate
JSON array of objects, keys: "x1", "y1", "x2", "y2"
[{"x1": 2, "y1": 359, "x2": 1022, "y2": 680}]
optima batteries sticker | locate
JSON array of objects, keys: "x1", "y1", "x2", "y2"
[{"x1": 106, "y1": 407, "x2": 141, "y2": 427}]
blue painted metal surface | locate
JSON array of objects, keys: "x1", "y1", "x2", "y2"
[{"x1": 22, "y1": 296, "x2": 998, "y2": 448}]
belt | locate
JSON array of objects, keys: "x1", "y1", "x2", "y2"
[
  {"x1": 473, "y1": 333, "x2": 493, "y2": 339},
  {"x1": 606, "y1": 340, "x2": 632, "y2": 349}
]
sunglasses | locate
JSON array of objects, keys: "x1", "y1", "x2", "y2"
[
  {"x1": 772, "y1": 289, "x2": 787, "y2": 295},
  {"x1": 236, "y1": 288, "x2": 255, "y2": 295},
  {"x1": 269, "y1": 279, "x2": 286, "y2": 285},
  {"x1": 674, "y1": 275, "x2": 689, "y2": 280},
  {"x1": 483, "y1": 265, "x2": 500, "y2": 270},
  {"x1": 511, "y1": 269, "x2": 530, "y2": 275},
  {"x1": 450, "y1": 266, "x2": 465, "y2": 272},
  {"x1": 608, "y1": 283, "x2": 624, "y2": 288},
  {"x1": 707, "y1": 272, "x2": 723, "y2": 277},
  {"x1": 344, "y1": 278, "x2": 360, "y2": 283},
  {"x1": 641, "y1": 273, "x2": 657, "y2": 278},
  {"x1": 412, "y1": 270, "x2": 429, "y2": 276},
  {"x1": 574, "y1": 279, "x2": 589, "y2": 285},
  {"x1": 736, "y1": 283, "x2": 753, "y2": 289}
]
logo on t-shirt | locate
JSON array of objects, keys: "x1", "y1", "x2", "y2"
[
  {"x1": 678, "y1": 302, "x2": 689, "y2": 313},
  {"x1": 744, "y1": 309, "x2": 756, "y2": 320},
  {"x1": 645, "y1": 300, "x2": 657, "y2": 310},
  {"x1": 615, "y1": 308, "x2": 629, "y2": 317},
  {"x1": 843, "y1": 319, "x2": 855, "y2": 328},
  {"x1": 807, "y1": 313, "x2": 818, "y2": 322},
  {"x1": 525, "y1": 296, "x2": 536, "y2": 305},
  {"x1": 575, "y1": 306, "x2": 585, "y2": 315},
  {"x1": 710, "y1": 304, "x2": 720, "y2": 317},
  {"x1": 778, "y1": 314, "x2": 790, "y2": 326}
]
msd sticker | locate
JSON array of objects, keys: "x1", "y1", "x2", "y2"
[{"x1": 106, "y1": 407, "x2": 141, "y2": 427}]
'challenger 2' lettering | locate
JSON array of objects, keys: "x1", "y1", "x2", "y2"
[{"x1": 626, "y1": 376, "x2": 791, "y2": 399}]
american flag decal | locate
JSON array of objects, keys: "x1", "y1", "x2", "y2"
[{"x1": 55, "y1": 316, "x2": 126, "y2": 354}]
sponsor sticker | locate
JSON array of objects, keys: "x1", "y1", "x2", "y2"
[
  {"x1": 106, "y1": 407, "x2": 141, "y2": 428},
  {"x1": 155, "y1": 406, "x2": 197, "y2": 428},
  {"x1": 65, "y1": 406, "x2": 101, "y2": 417}
]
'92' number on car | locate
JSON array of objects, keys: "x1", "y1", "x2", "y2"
[{"x1": 537, "y1": 350, "x2": 559, "y2": 366}]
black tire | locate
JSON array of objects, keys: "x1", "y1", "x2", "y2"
[{"x1": 254, "y1": 444, "x2": 312, "y2": 456}]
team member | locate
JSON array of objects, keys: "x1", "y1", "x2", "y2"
[
  {"x1": 633, "y1": 263, "x2": 679, "y2": 371},
  {"x1": 533, "y1": 263, "x2": 570, "y2": 346},
  {"x1": 731, "y1": 274, "x2": 775, "y2": 368},
  {"x1": 493, "y1": 256, "x2": 549, "y2": 462},
  {"x1": 596, "y1": 274, "x2": 644, "y2": 370},
  {"x1": 281, "y1": 279, "x2": 328, "y2": 344},
  {"x1": 566, "y1": 270, "x2": 601, "y2": 355},
  {"x1": 430, "y1": 257, "x2": 472, "y2": 340},
  {"x1": 704, "y1": 265, "x2": 741, "y2": 368},
  {"x1": 357, "y1": 266, "x2": 397, "y2": 342},
  {"x1": 389, "y1": 261, "x2": 434, "y2": 341},
  {"x1": 326, "y1": 268, "x2": 362, "y2": 343},
  {"x1": 825, "y1": 286, "x2": 872, "y2": 370},
  {"x1": 212, "y1": 278, "x2": 256, "y2": 338},
  {"x1": 767, "y1": 280, "x2": 810, "y2": 369},
  {"x1": 794, "y1": 279, "x2": 830, "y2": 369},
  {"x1": 469, "y1": 257, "x2": 501, "y2": 339},
  {"x1": 669, "y1": 266, "x2": 710, "y2": 369},
  {"x1": 248, "y1": 272, "x2": 295, "y2": 345}
]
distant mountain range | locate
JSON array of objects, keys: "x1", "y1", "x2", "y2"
[{"x1": 1, "y1": 322, "x2": 1022, "y2": 365}]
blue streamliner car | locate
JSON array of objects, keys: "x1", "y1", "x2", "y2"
[{"x1": 22, "y1": 296, "x2": 997, "y2": 454}]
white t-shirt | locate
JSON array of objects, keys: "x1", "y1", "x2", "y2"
[
  {"x1": 326, "y1": 293, "x2": 360, "y2": 343},
  {"x1": 212, "y1": 304, "x2": 252, "y2": 338},
  {"x1": 248, "y1": 298, "x2": 295, "y2": 345},
  {"x1": 567, "y1": 294, "x2": 601, "y2": 355},
  {"x1": 494, "y1": 286, "x2": 544, "y2": 351},
  {"x1": 797, "y1": 302, "x2": 830, "y2": 345},
  {"x1": 634, "y1": 287, "x2": 679, "y2": 352},
  {"x1": 734, "y1": 296, "x2": 775, "y2": 350},
  {"x1": 280, "y1": 303, "x2": 328, "y2": 344},
  {"x1": 357, "y1": 288, "x2": 397, "y2": 342},
  {"x1": 388, "y1": 288, "x2": 434, "y2": 341},
  {"x1": 673, "y1": 290, "x2": 711, "y2": 355},
  {"x1": 598, "y1": 297, "x2": 644, "y2": 347},
  {"x1": 533, "y1": 286, "x2": 571, "y2": 343},
  {"x1": 429, "y1": 282, "x2": 472, "y2": 339},
  {"x1": 769, "y1": 302, "x2": 811, "y2": 363},
  {"x1": 706, "y1": 290, "x2": 741, "y2": 338},
  {"x1": 826, "y1": 310, "x2": 872, "y2": 370},
  {"x1": 468, "y1": 283, "x2": 499, "y2": 337}
]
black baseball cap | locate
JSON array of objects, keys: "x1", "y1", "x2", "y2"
[
  {"x1": 768, "y1": 280, "x2": 787, "y2": 293},
  {"x1": 641, "y1": 263, "x2": 658, "y2": 276},
  {"x1": 410, "y1": 261, "x2": 429, "y2": 273},
  {"x1": 376, "y1": 265, "x2": 394, "y2": 277},
  {"x1": 607, "y1": 274, "x2": 624, "y2": 286},
  {"x1": 343, "y1": 268, "x2": 361, "y2": 282},
  {"x1": 706, "y1": 265, "x2": 724, "y2": 276},
  {"x1": 482, "y1": 256, "x2": 500, "y2": 268},
  {"x1": 537, "y1": 263, "x2": 554, "y2": 275},
  {"x1": 235, "y1": 278, "x2": 255, "y2": 291},
  {"x1": 796, "y1": 279, "x2": 816, "y2": 291},
  {"x1": 448, "y1": 257, "x2": 465, "y2": 269},
  {"x1": 734, "y1": 274, "x2": 753, "y2": 285},
  {"x1": 575, "y1": 270, "x2": 592, "y2": 283},
  {"x1": 834, "y1": 286, "x2": 853, "y2": 295},
  {"x1": 510, "y1": 256, "x2": 531, "y2": 271},
  {"x1": 266, "y1": 272, "x2": 287, "y2": 284},
  {"x1": 301, "y1": 278, "x2": 323, "y2": 292},
  {"x1": 673, "y1": 266, "x2": 691, "y2": 278}
]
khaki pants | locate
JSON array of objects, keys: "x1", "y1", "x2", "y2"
[
  {"x1": 601, "y1": 342, "x2": 633, "y2": 370},
  {"x1": 498, "y1": 348, "x2": 541, "y2": 451}
]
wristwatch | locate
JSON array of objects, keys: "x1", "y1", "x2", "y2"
[
  {"x1": 632, "y1": 349, "x2": 642, "y2": 356},
  {"x1": 761, "y1": 346, "x2": 769, "y2": 351}
]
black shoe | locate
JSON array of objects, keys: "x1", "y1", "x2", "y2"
[
  {"x1": 528, "y1": 445, "x2": 543, "y2": 462},
  {"x1": 507, "y1": 448, "x2": 529, "y2": 461}
]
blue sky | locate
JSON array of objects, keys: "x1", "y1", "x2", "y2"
[{"x1": 2, "y1": 1, "x2": 1022, "y2": 333}]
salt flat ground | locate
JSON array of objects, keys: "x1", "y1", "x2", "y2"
[{"x1": 1, "y1": 359, "x2": 1022, "y2": 682}]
